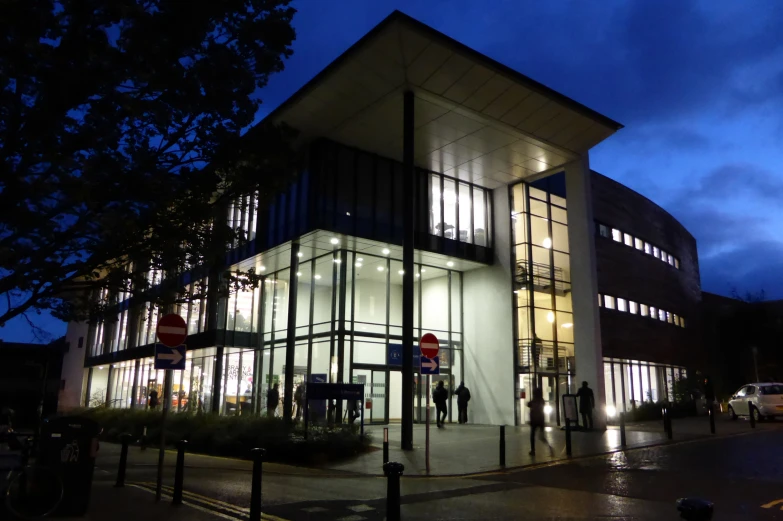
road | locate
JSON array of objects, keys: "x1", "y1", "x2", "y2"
[{"x1": 95, "y1": 424, "x2": 783, "y2": 520}]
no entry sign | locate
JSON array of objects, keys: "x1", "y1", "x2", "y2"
[
  {"x1": 156, "y1": 313, "x2": 187, "y2": 347},
  {"x1": 419, "y1": 333, "x2": 439, "y2": 359}
]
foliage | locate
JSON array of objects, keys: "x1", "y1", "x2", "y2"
[
  {"x1": 626, "y1": 399, "x2": 697, "y2": 422},
  {"x1": 0, "y1": 0, "x2": 299, "y2": 332},
  {"x1": 76, "y1": 408, "x2": 373, "y2": 464}
]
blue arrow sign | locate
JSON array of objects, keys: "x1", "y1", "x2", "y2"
[
  {"x1": 155, "y1": 345, "x2": 186, "y2": 370},
  {"x1": 420, "y1": 355, "x2": 440, "y2": 375}
]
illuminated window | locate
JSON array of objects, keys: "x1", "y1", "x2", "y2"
[
  {"x1": 617, "y1": 298, "x2": 627, "y2": 312},
  {"x1": 674, "y1": 258, "x2": 680, "y2": 269},
  {"x1": 644, "y1": 242, "x2": 652, "y2": 254},
  {"x1": 612, "y1": 229, "x2": 622, "y2": 242},
  {"x1": 653, "y1": 246, "x2": 660, "y2": 258},
  {"x1": 634, "y1": 238, "x2": 643, "y2": 250},
  {"x1": 666, "y1": 311, "x2": 673, "y2": 324},
  {"x1": 598, "y1": 224, "x2": 610, "y2": 238},
  {"x1": 660, "y1": 250, "x2": 668, "y2": 263},
  {"x1": 623, "y1": 233, "x2": 633, "y2": 246},
  {"x1": 681, "y1": 317, "x2": 686, "y2": 328},
  {"x1": 658, "y1": 309, "x2": 666, "y2": 321},
  {"x1": 649, "y1": 306, "x2": 656, "y2": 318},
  {"x1": 598, "y1": 294, "x2": 603, "y2": 306},
  {"x1": 605, "y1": 295, "x2": 616, "y2": 309},
  {"x1": 668, "y1": 254, "x2": 675, "y2": 266},
  {"x1": 629, "y1": 301, "x2": 638, "y2": 314}
]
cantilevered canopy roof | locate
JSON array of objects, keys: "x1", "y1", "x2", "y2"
[{"x1": 266, "y1": 11, "x2": 622, "y2": 189}]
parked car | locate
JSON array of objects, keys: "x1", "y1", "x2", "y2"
[{"x1": 727, "y1": 383, "x2": 783, "y2": 422}]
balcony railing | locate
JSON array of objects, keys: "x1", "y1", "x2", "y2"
[
  {"x1": 518, "y1": 338, "x2": 574, "y2": 374},
  {"x1": 515, "y1": 261, "x2": 570, "y2": 295}
]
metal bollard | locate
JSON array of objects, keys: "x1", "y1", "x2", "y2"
[
  {"x1": 709, "y1": 403, "x2": 716, "y2": 434},
  {"x1": 499, "y1": 425, "x2": 506, "y2": 466},
  {"x1": 249, "y1": 448, "x2": 266, "y2": 521},
  {"x1": 140, "y1": 426, "x2": 147, "y2": 451},
  {"x1": 565, "y1": 419, "x2": 572, "y2": 456},
  {"x1": 749, "y1": 401, "x2": 756, "y2": 429},
  {"x1": 172, "y1": 440, "x2": 187, "y2": 505},
  {"x1": 620, "y1": 412, "x2": 627, "y2": 447},
  {"x1": 115, "y1": 433, "x2": 133, "y2": 487},
  {"x1": 383, "y1": 428, "x2": 389, "y2": 464},
  {"x1": 662, "y1": 405, "x2": 668, "y2": 433},
  {"x1": 666, "y1": 406, "x2": 673, "y2": 440},
  {"x1": 383, "y1": 462, "x2": 405, "y2": 521}
]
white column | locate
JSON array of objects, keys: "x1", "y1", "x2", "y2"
[{"x1": 564, "y1": 154, "x2": 606, "y2": 429}]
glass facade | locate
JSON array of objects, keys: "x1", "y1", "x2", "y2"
[
  {"x1": 511, "y1": 176, "x2": 573, "y2": 425},
  {"x1": 603, "y1": 358, "x2": 686, "y2": 419}
]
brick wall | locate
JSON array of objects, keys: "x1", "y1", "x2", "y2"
[{"x1": 591, "y1": 171, "x2": 703, "y2": 368}]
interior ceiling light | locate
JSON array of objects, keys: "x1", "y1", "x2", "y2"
[{"x1": 330, "y1": 237, "x2": 339, "y2": 245}]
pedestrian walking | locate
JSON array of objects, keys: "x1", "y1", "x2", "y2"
[
  {"x1": 527, "y1": 388, "x2": 553, "y2": 456},
  {"x1": 576, "y1": 381, "x2": 595, "y2": 430},
  {"x1": 433, "y1": 380, "x2": 448, "y2": 428},
  {"x1": 267, "y1": 383, "x2": 280, "y2": 418},
  {"x1": 148, "y1": 389, "x2": 159, "y2": 409},
  {"x1": 456, "y1": 382, "x2": 471, "y2": 424}
]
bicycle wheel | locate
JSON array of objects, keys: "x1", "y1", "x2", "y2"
[{"x1": 5, "y1": 466, "x2": 63, "y2": 519}]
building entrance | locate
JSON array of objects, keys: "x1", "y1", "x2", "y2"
[{"x1": 353, "y1": 366, "x2": 388, "y2": 424}]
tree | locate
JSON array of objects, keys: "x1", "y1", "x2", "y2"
[{"x1": 0, "y1": 0, "x2": 299, "y2": 332}]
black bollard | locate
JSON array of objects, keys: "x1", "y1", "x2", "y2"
[
  {"x1": 749, "y1": 401, "x2": 756, "y2": 429},
  {"x1": 499, "y1": 425, "x2": 506, "y2": 466},
  {"x1": 383, "y1": 462, "x2": 404, "y2": 521},
  {"x1": 708, "y1": 403, "x2": 715, "y2": 434},
  {"x1": 383, "y1": 428, "x2": 389, "y2": 464},
  {"x1": 620, "y1": 412, "x2": 627, "y2": 447},
  {"x1": 665, "y1": 405, "x2": 673, "y2": 440},
  {"x1": 249, "y1": 448, "x2": 266, "y2": 521},
  {"x1": 140, "y1": 426, "x2": 147, "y2": 451},
  {"x1": 172, "y1": 440, "x2": 187, "y2": 505},
  {"x1": 662, "y1": 405, "x2": 668, "y2": 433},
  {"x1": 115, "y1": 433, "x2": 132, "y2": 487},
  {"x1": 565, "y1": 418, "x2": 572, "y2": 456}
]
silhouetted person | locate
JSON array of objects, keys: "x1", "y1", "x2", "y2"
[
  {"x1": 148, "y1": 389, "x2": 159, "y2": 409},
  {"x1": 577, "y1": 381, "x2": 595, "y2": 430},
  {"x1": 433, "y1": 380, "x2": 448, "y2": 428},
  {"x1": 267, "y1": 384, "x2": 280, "y2": 418},
  {"x1": 527, "y1": 388, "x2": 553, "y2": 456},
  {"x1": 456, "y1": 382, "x2": 471, "y2": 424},
  {"x1": 294, "y1": 384, "x2": 305, "y2": 421}
]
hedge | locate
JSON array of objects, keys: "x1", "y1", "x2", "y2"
[{"x1": 73, "y1": 408, "x2": 372, "y2": 465}]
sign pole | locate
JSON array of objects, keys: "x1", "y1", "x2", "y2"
[
  {"x1": 155, "y1": 367, "x2": 173, "y2": 501},
  {"x1": 425, "y1": 374, "x2": 431, "y2": 474}
]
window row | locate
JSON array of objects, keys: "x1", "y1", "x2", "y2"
[
  {"x1": 604, "y1": 359, "x2": 687, "y2": 416},
  {"x1": 598, "y1": 294, "x2": 686, "y2": 328},
  {"x1": 429, "y1": 172, "x2": 491, "y2": 247},
  {"x1": 597, "y1": 223, "x2": 680, "y2": 269},
  {"x1": 227, "y1": 192, "x2": 259, "y2": 246}
]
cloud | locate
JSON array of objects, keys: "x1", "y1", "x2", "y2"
[{"x1": 700, "y1": 240, "x2": 783, "y2": 299}]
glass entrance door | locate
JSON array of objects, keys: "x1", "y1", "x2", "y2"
[{"x1": 354, "y1": 367, "x2": 388, "y2": 424}]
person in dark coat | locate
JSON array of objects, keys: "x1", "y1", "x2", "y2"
[
  {"x1": 455, "y1": 382, "x2": 471, "y2": 424},
  {"x1": 148, "y1": 390, "x2": 159, "y2": 409},
  {"x1": 527, "y1": 388, "x2": 553, "y2": 456},
  {"x1": 576, "y1": 381, "x2": 595, "y2": 430},
  {"x1": 433, "y1": 381, "x2": 448, "y2": 428},
  {"x1": 267, "y1": 384, "x2": 280, "y2": 418}
]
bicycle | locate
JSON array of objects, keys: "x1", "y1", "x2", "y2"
[{"x1": 1, "y1": 431, "x2": 63, "y2": 519}]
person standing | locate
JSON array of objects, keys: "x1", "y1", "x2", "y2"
[
  {"x1": 527, "y1": 388, "x2": 553, "y2": 456},
  {"x1": 267, "y1": 383, "x2": 280, "y2": 418},
  {"x1": 433, "y1": 380, "x2": 448, "y2": 428},
  {"x1": 456, "y1": 382, "x2": 471, "y2": 424},
  {"x1": 294, "y1": 384, "x2": 305, "y2": 421},
  {"x1": 148, "y1": 389, "x2": 159, "y2": 409},
  {"x1": 576, "y1": 381, "x2": 595, "y2": 430}
]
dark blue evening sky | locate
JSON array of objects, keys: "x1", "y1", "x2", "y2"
[{"x1": 4, "y1": 0, "x2": 783, "y2": 342}]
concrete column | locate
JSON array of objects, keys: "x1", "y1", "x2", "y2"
[
  {"x1": 564, "y1": 154, "x2": 606, "y2": 429},
  {"x1": 283, "y1": 241, "x2": 301, "y2": 423}
]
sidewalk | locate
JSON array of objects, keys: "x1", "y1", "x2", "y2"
[{"x1": 94, "y1": 414, "x2": 777, "y2": 478}]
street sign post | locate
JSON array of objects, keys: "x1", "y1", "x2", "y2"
[
  {"x1": 154, "y1": 313, "x2": 187, "y2": 501},
  {"x1": 156, "y1": 314, "x2": 188, "y2": 347},
  {"x1": 419, "y1": 333, "x2": 439, "y2": 475}
]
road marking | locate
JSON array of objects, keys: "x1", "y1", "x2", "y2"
[
  {"x1": 130, "y1": 482, "x2": 289, "y2": 521},
  {"x1": 761, "y1": 499, "x2": 783, "y2": 509},
  {"x1": 128, "y1": 484, "x2": 242, "y2": 521}
]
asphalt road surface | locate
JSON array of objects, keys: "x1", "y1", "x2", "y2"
[{"x1": 96, "y1": 425, "x2": 783, "y2": 521}]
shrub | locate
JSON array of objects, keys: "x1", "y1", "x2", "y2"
[{"x1": 68, "y1": 408, "x2": 372, "y2": 465}]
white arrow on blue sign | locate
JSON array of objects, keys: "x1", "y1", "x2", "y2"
[
  {"x1": 155, "y1": 345, "x2": 186, "y2": 370},
  {"x1": 420, "y1": 355, "x2": 439, "y2": 375}
]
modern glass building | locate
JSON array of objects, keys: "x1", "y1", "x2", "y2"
[{"x1": 60, "y1": 11, "x2": 647, "y2": 441}]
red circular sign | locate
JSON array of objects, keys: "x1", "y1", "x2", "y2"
[
  {"x1": 157, "y1": 313, "x2": 188, "y2": 347},
  {"x1": 419, "y1": 333, "x2": 439, "y2": 359}
]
